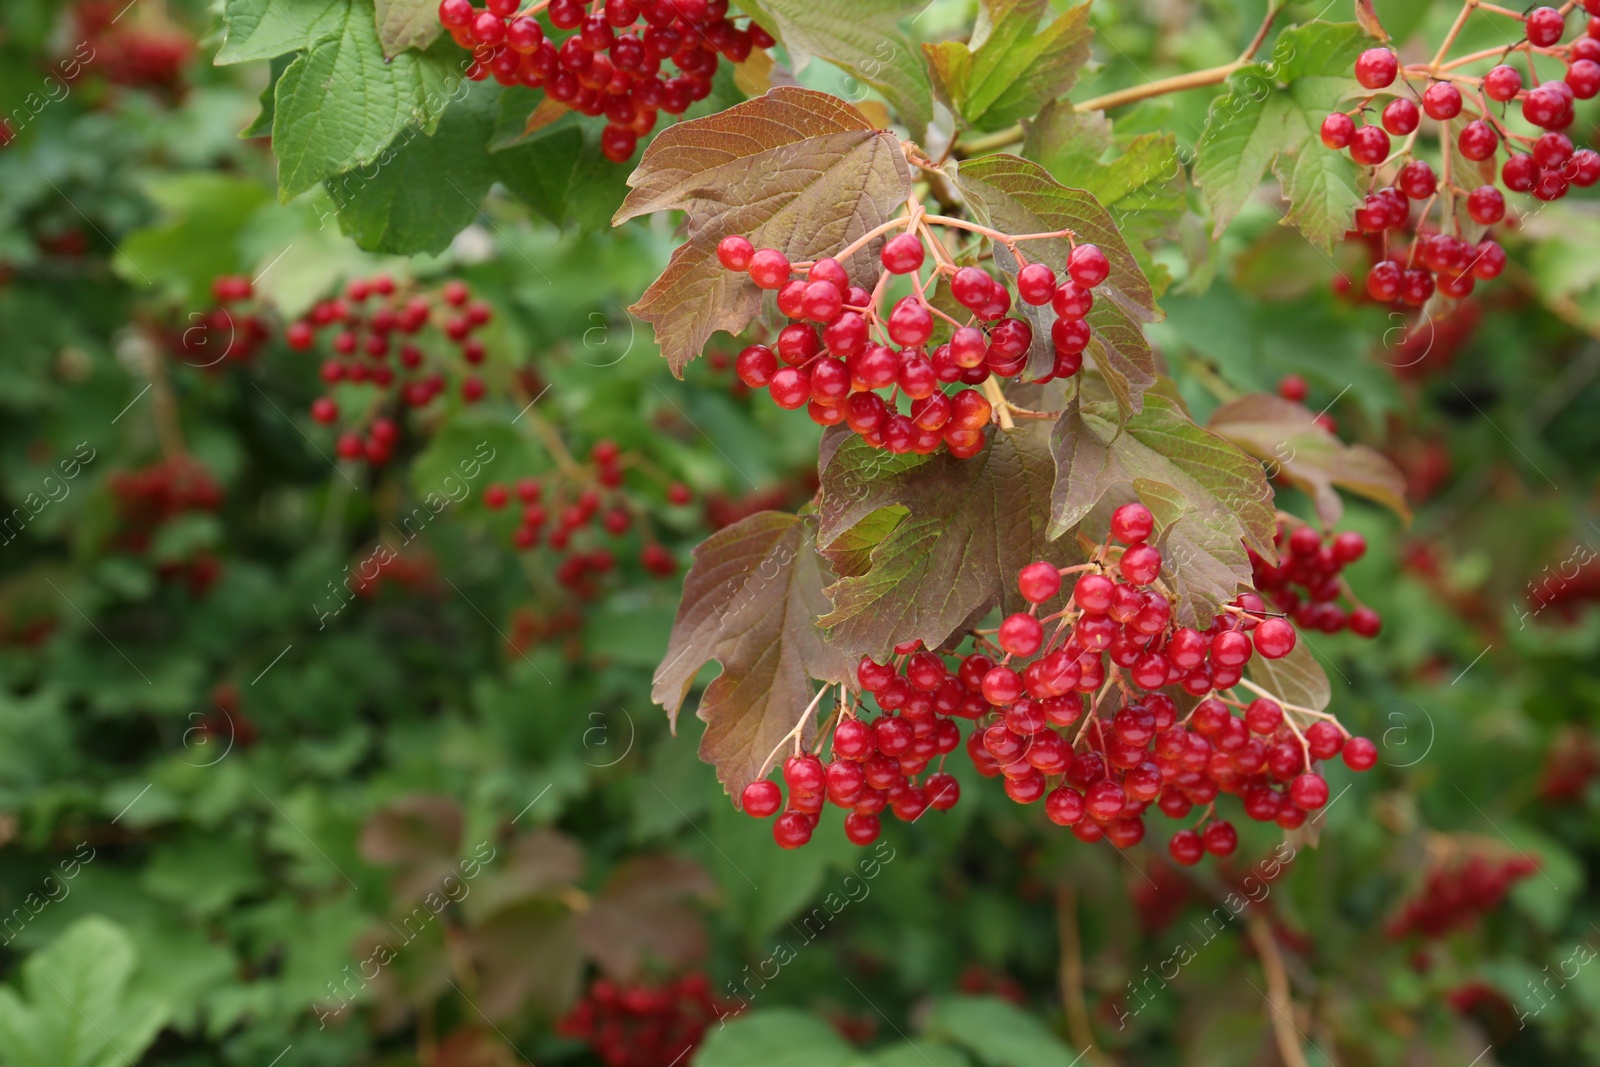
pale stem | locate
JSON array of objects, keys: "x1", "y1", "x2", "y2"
[
  {"x1": 980, "y1": 377, "x2": 1015, "y2": 431},
  {"x1": 1428, "y1": 0, "x2": 1480, "y2": 75},
  {"x1": 1245, "y1": 912, "x2": 1313, "y2": 1067},
  {"x1": 755, "y1": 684, "x2": 831, "y2": 782}
]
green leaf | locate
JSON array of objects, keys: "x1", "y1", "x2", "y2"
[
  {"x1": 330, "y1": 82, "x2": 496, "y2": 254},
  {"x1": 114, "y1": 174, "x2": 271, "y2": 302},
  {"x1": 614, "y1": 87, "x2": 913, "y2": 375},
  {"x1": 1050, "y1": 390, "x2": 1277, "y2": 626},
  {"x1": 816, "y1": 422, "x2": 1080, "y2": 661},
  {"x1": 651, "y1": 512, "x2": 855, "y2": 799},
  {"x1": 735, "y1": 0, "x2": 935, "y2": 139},
  {"x1": 1207, "y1": 392, "x2": 1409, "y2": 527},
  {"x1": 374, "y1": 0, "x2": 443, "y2": 56},
  {"x1": 215, "y1": 0, "x2": 349, "y2": 65},
  {"x1": 497, "y1": 127, "x2": 634, "y2": 233},
  {"x1": 952, "y1": 153, "x2": 1161, "y2": 416},
  {"x1": 271, "y1": 4, "x2": 466, "y2": 200},
  {"x1": 924, "y1": 996, "x2": 1079, "y2": 1067},
  {"x1": 1193, "y1": 22, "x2": 1368, "y2": 250},
  {"x1": 694, "y1": 1009, "x2": 858, "y2": 1067},
  {"x1": 925, "y1": 0, "x2": 1092, "y2": 133},
  {"x1": 1021, "y1": 104, "x2": 1185, "y2": 292},
  {"x1": 0, "y1": 917, "x2": 169, "y2": 1067}
]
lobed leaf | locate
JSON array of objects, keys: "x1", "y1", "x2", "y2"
[
  {"x1": 1207, "y1": 392, "x2": 1409, "y2": 527},
  {"x1": 735, "y1": 0, "x2": 936, "y2": 140},
  {"x1": 1050, "y1": 391, "x2": 1277, "y2": 626},
  {"x1": 651, "y1": 511, "x2": 854, "y2": 799},
  {"x1": 1193, "y1": 22, "x2": 1368, "y2": 250},
  {"x1": 1245, "y1": 638, "x2": 1331, "y2": 712},
  {"x1": 614, "y1": 87, "x2": 913, "y2": 375},
  {"x1": 952, "y1": 154, "x2": 1160, "y2": 417},
  {"x1": 926, "y1": 0, "x2": 1093, "y2": 133},
  {"x1": 374, "y1": 0, "x2": 442, "y2": 56},
  {"x1": 816, "y1": 422, "x2": 1079, "y2": 661},
  {"x1": 272, "y1": 5, "x2": 466, "y2": 200},
  {"x1": 215, "y1": 0, "x2": 348, "y2": 64}
]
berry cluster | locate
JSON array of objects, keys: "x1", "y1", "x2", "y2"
[
  {"x1": 436, "y1": 0, "x2": 771, "y2": 162},
  {"x1": 1386, "y1": 847, "x2": 1539, "y2": 939},
  {"x1": 555, "y1": 973, "x2": 738, "y2": 1067},
  {"x1": 1250, "y1": 524, "x2": 1381, "y2": 637},
  {"x1": 75, "y1": 1, "x2": 194, "y2": 98},
  {"x1": 288, "y1": 275, "x2": 498, "y2": 465},
  {"x1": 1321, "y1": 6, "x2": 1600, "y2": 305},
  {"x1": 108, "y1": 456, "x2": 225, "y2": 593},
  {"x1": 719, "y1": 220, "x2": 1107, "y2": 459},
  {"x1": 741, "y1": 503, "x2": 1377, "y2": 862},
  {"x1": 175, "y1": 274, "x2": 271, "y2": 365},
  {"x1": 481, "y1": 440, "x2": 686, "y2": 597}
]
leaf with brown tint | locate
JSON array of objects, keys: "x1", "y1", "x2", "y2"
[
  {"x1": 1207, "y1": 393, "x2": 1409, "y2": 528},
  {"x1": 578, "y1": 855, "x2": 716, "y2": 979},
  {"x1": 613, "y1": 87, "x2": 913, "y2": 374},
  {"x1": 651, "y1": 511, "x2": 855, "y2": 799}
]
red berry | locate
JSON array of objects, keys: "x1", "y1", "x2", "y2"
[
  {"x1": 1017, "y1": 561, "x2": 1061, "y2": 603},
  {"x1": 1245, "y1": 697, "x2": 1283, "y2": 735},
  {"x1": 773, "y1": 811, "x2": 813, "y2": 848},
  {"x1": 439, "y1": 0, "x2": 473, "y2": 27},
  {"x1": 1381, "y1": 97, "x2": 1419, "y2": 136},
  {"x1": 742, "y1": 779, "x2": 781, "y2": 817},
  {"x1": 1349, "y1": 606, "x2": 1382, "y2": 637},
  {"x1": 843, "y1": 812, "x2": 880, "y2": 845},
  {"x1": 998, "y1": 613, "x2": 1044, "y2": 656},
  {"x1": 1016, "y1": 262, "x2": 1057, "y2": 305},
  {"x1": 1525, "y1": 6, "x2": 1566, "y2": 47},
  {"x1": 1354, "y1": 48, "x2": 1398, "y2": 89},
  {"x1": 717, "y1": 235, "x2": 754, "y2": 271},
  {"x1": 1342, "y1": 735, "x2": 1378, "y2": 770},
  {"x1": 1466, "y1": 185, "x2": 1505, "y2": 225},
  {"x1": 748, "y1": 249, "x2": 790, "y2": 289},
  {"x1": 1202, "y1": 820, "x2": 1238, "y2": 856},
  {"x1": 310, "y1": 397, "x2": 338, "y2": 424},
  {"x1": 880, "y1": 233, "x2": 926, "y2": 274},
  {"x1": 887, "y1": 297, "x2": 933, "y2": 346},
  {"x1": 1422, "y1": 81, "x2": 1463, "y2": 120},
  {"x1": 1306, "y1": 721, "x2": 1345, "y2": 760},
  {"x1": 1278, "y1": 374, "x2": 1308, "y2": 402},
  {"x1": 1168, "y1": 829, "x2": 1204, "y2": 865},
  {"x1": 1067, "y1": 244, "x2": 1110, "y2": 288},
  {"x1": 1289, "y1": 773, "x2": 1330, "y2": 810},
  {"x1": 1457, "y1": 120, "x2": 1498, "y2": 162},
  {"x1": 783, "y1": 754, "x2": 825, "y2": 796},
  {"x1": 1119, "y1": 543, "x2": 1162, "y2": 585},
  {"x1": 1484, "y1": 64, "x2": 1522, "y2": 102},
  {"x1": 1320, "y1": 112, "x2": 1354, "y2": 149},
  {"x1": 1110, "y1": 502, "x2": 1154, "y2": 544},
  {"x1": 1045, "y1": 786, "x2": 1084, "y2": 825},
  {"x1": 1253, "y1": 617, "x2": 1297, "y2": 659},
  {"x1": 1397, "y1": 160, "x2": 1437, "y2": 200},
  {"x1": 1349, "y1": 125, "x2": 1390, "y2": 166}
]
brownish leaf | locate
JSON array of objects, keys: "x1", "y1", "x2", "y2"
[
  {"x1": 578, "y1": 855, "x2": 716, "y2": 979},
  {"x1": 651, "y1": 511, "x2": 855, "y2": 799},
  {"x1": 1207, "y1": 393, "x2": 1409, "y2": 528},
  {"x1": 359, "y1": 794, "x2": 463, "y2": 902},
  {"x1": 465, "y1": 829, "x2": 584, "y2": 921},
  {"x1": 816, "y1": 421, "x2": 1081, "y2": 660},
  {"x1": 464, "y1": 901, "x2": 584, "y2": 1021},
  {"x1": 613, "y1": 87, "x2": 913, "y2": 374}
]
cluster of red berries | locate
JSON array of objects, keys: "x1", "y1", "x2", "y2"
[
  {"x1": 288, "y1": 276, "x2": 499, "y2": 465},
  {"x1": 170, "y1": 275, "x2": 271, "y2": 365},
  {"x1": 1322, "y1": 5, "x2": 1600, "y2": 305},
  {"x1": 75, "y1": 1, "x2": 194, "y2": 98},
  {"x1": 1387, "y1": 848, "x2": 1539, "y2": 938},
  {"x1": 436, "y1": 0, "x2": 771, "y2": 163},
  {"x1": 506, "y1": 603, "x2": 585, "y2": 655},
  {"x1": 718, "y1": 228, "x2": 1108, "y2": 459},
  {"x1": 481, "y1": 441, "x2": 686, "y2": 597},
  {"x1": 741, "y1": 502, "x2": 1378, "y2": 862},
  {"x1": 108, "y1": 456, "x2": 225, "y2": 593},
  {"x1": 1250, "y1": 524, "x2": 1381, "y2": 637},
  {"x1": 555, "y1": 973, "x2": 738, "y2": 1067}
]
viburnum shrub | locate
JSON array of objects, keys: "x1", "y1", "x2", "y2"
[
  {"x1": 434, "y1": 0, "x2": 772, "y2": 161},
  {"x1": 1322, "y1": 3, "x2": 1600, "y2": 304},
  {"x1": 636, "y1": 84, "x2": 1411, "y2": 867}
]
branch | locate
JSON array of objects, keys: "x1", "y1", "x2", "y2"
[
  {"x1": 957, "y1": 2, "x2": 1282, "y2": 155},
  {"x1": 1055, "y1": 882, "x2": 1119, "y2": 1067},
  {"x1": 1244, "y1": 912, "x2": 1312, "y2": 1067}
]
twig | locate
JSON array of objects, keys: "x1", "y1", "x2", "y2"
[
  {"x1": 1244, "y1": 912, "x2": 1311, "y2": 1067},
  {"x1": 1056, "y1": 883, "x2": 1118, "y2": 1067}
]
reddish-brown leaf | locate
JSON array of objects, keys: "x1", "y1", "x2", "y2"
[
  {"x1": 577, "y1": 855, "x2": 716, "y2": 979},
  {"x1": 1207, "y1": 393, "x2": 1409, "y2": 528},
  {"x1": 613, "y1": 87, "x2": 913, "y2": 374},
  {"x1": 651, "y1": 511, "x2": 854, "y2": 799}
]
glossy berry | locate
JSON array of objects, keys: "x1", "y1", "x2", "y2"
[
  {"x1": 1457, "y1": 120, "x2": 1497, "y2": 162},
  {"x1": 1017, "y1": 561, "x2": 1062, "y2": 603},
  {"x1": 748, "y1": 249, "x2": 790, "y2": 289},
  {"x1": 1169, "y1": 829, "x2": 1204, "y2": 865},
  {"x1": 1525, "y1": 6, "x2": 1566, "y2": 47},
  {"x1": 1343, "y1": 736, "x2": 1378, "y2": 770},
  {"x1": 773, "y1": 812, "x2": 813, "y2": 849},
  {"x1": 1422, "y1": 81, "x2": 1462, "y2": 120},
  {"x1": 742, "y1": 779, "x2": 781, "y2": 817},
  {"x1": 1110, "y1": 502, "x2": 1154, "y2": 544},
  {"x1": 1349, "y1": 126, "x2": 1390, "y2": 167},
  {"x1": 1253, "y1": 616, "x2": 1297, "y2": 659},
  {"x1": 1320, "y1": 112, "x2": 1354, "y2": 149},
  {"x1": 1354, "y1": 48, "x2": 1398, "y2": 89},
  {"x1": 1017, "y1": 262, "x2": 1057, "y2": 305},
  {"x1": 880, "y1": 233, "x2": 925, "y2": 274},
  {"x1": 1466, "y1": 185, "x2": 1505, "y2": 225},
  {"x1": 1381, "y1": 97, "x2": 1419, "y2": 136},
  {"x1": 717, "y1": 235, "x2": 754, "y2": 271},
  {"x1": 1483, "y1": 64, "x2": 1522, "y2": 102},
  {"x1": 1202, "y1": 820, "x2": 1238, "y2": 856},
  {"x1": 1067, "y1": 244, "x2": 1110, "y2": 288}
]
